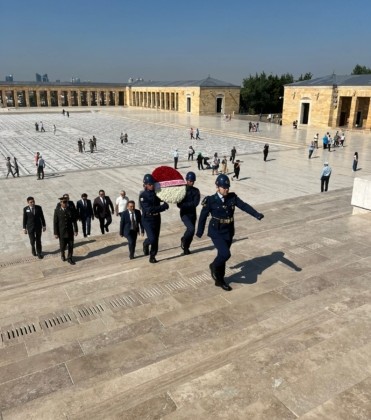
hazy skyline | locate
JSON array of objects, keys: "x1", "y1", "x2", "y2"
[{"x1": 1, "y1": 0, "x2": 371, "y2": 85}]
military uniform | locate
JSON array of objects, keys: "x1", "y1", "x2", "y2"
[
  {"x1": 196, "y1": 185, "x2": 263, "y2": 290},
  {"x1": 177, "y1": 184, "x2": 200, "y2": 254},
  {"x1": 139, "y1": 188, "x2": 169, "y2": 262},
  {"x1": 54, "y1": 206, "x2": 78, "y2": 263}
]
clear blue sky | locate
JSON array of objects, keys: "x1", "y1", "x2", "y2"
[{"x1": 1, "y1": 0, "x2": 371, "y2": 85}]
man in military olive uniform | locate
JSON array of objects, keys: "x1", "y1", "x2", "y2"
[
  {"x1": 139, "y1": 174, "x2": 169, "y2": 263},
  {"x1": 54, "y1": 196, "x2": 78, "y2": 264},
  {"x1": 177, "y1": 171, "x2": 200, "y2": 255},
  {"x1": 196, "y1": 174, "x2": 264, "y2": 291}
]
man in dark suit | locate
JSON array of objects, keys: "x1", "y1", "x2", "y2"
[
  {"x1": 120, "y1": 200, "x2": 144, "y2": 259},
  {"x1": 76, "y1": 193, "x2": 94, "y2": 237},
  {"x1": 54, "y1": 197, "x2": 78, "y2": 264},
  {"x1": 23, "y1": 196, "x2": 46, "y2": 259},
  {"x1": 93, "y1": 189, "x2": 114, "y2": 234}
]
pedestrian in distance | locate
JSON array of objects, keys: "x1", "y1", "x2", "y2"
[
  {"x1": 35, "y1": 122, "x2": 39, "y2": 131},
  {"x1": 320, "y1": 162, "x2": 332, "y2": 192},
  {"x1": 353, "y1": 152, "x2": 358, "y2": 172},
  {"x1": 188, "y1": 145, "x2": 195, "y2": 161},
  {"x1": 196, "y1": 128, "x2": 201, "y2": 139},
  {"x1": 53, "y1": 125, "x2": 56, "y2": 135},
  {"x1": 232, "y1": 160, "x2": 241, "y2": 180},
  {"x1": 196, "y1": 152, "x2": 204, "y2": 170},
  {"x1": 196, "y1": 174, "x2": 264, "y2": 291},
  {"x1": 190, "y1": 127, "x2": 194, "y2": 139},
  {"x1": 308, "y1": 142, "x2": 315, "y2": 159},
  {"x1": 92, "y1": 136, "x2": 97, "y2": 151},
  {"x1": 78, "y1": 139, "x2": 83, "y2": 153},
  {"x1": 221, "y1": 156, "x2": 228, "y2": 174},
  {"x1": 40, "y1": 121, "x2": 45, "y2": 132},
  {"x1": 263, "y1": 144, "x2": 269, "y2": 161},
  {"x1": 13, "y1": 157, "x2": 20, "y2": 177},
  {"x1": 313, "y1": 133, "x2": 319, "y2": 149},
  {"x1": 139, "y1": 174, "x2": 169, "y2": 263},
  {"x1": 37, "y1": 155, "x2": 45, "y2": 180},
  {"x1": 23, "y1": 196, "x2": 46, "y2": 259},
  {"x1": 5, "y1": 157, "x2": 15, "y2": 178},
  {"x1": 173, "y1": 149, "x2": 179, "y2": 169},
  {"x1": 230, "y1": 146, "x2": 236, "y2": 163},
  {"x1": 177, "y1": 171, "x2": 200, "y2": 255}
]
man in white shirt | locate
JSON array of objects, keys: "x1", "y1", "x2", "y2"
[
  {"x1": 115, "y1": 190, "x2": 129, "y2": 234},
  {"x1": 173, "y1": 149, "x2": 179, "y2": 169}
]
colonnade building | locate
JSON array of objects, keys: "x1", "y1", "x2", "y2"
[
  {"x1": 283, "y1": 74, "x2": 371, "y2": 129},
  {"x1": 0, "y1": 77, "x2": 240, "y2": 115}
]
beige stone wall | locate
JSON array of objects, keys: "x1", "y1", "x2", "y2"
[
  {"x1": 283, "y1": 85, "x2": 371, "y2": 129},
  {"x1": 199, "y1": 88, "x2": 240, "y2": 115}
]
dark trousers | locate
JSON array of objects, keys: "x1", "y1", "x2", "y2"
[
  {"x1": 321, "y1": 176, "x2": 330, "y2": 192},
  {"x1": 230, "y1": 155, "x2": 235, "y2": 163},
  {"x1": 59, "y1": 236, "x2": 74, "y2": 258},
  {"x1": 81, "y1": 217, "x2": 92, "y2": 236},
  {"x1": 174, "y1": 157, "x2": 178, "y2": 169},
  {"x1": 37, "y1": 167, "x2": 44, "y2": 179},
  {"x1": 126, "y1": 230, "x2": 138, "y2": 257},
  {"x1": 197, "y1": 161, "x2": 203, "y2": 170},
  {"x1": 98, "y1": 214, "x2": 112, "y2": 233},
  {"x1": 28, "y1": 230, "x2": 42, "y2": 254},
  {"x1": 181, "y1": 214, "x2": 196, "y2": 250},
  {"x1": 211, "y1": 235, "x2": 233, "y2": 270},
  {"x1": 264, "y1": 152, "x2": 268, "y2": 161},
  {"x1": 143, "y1": 217, "x2": 161, "y2": 257}
]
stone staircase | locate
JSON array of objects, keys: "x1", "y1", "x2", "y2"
[{"x1": 1, "y1": 187, "x2": 371, "y2": 419}]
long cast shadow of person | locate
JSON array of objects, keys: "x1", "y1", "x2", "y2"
[{"x1": 227, "y1": 251, "x2": 302, "y2": 285}]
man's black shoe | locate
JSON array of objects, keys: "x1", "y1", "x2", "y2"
[
  {"x1": 67, "y1": 258, "x2": 76, "y2": 265},
  {"x1": 32, "y1": 249, "x2": 37, "y2": 256},
  {"x1": 209, "y1": 263, "x2": 217, "y2": 282},
  {"x1": 149, "y1": 257, "x2": 158, "y2": 263},
  {"x1": 105, "y1": 226, "x2": 109, "y2": 232},
  {"x1": 220, "y1": 281, "x2": 232, "y2": 292},
  {"x1": 143, "y1": 243, "x2": 149, "y2": 256},
  {"x1": 129, "y1": 255, "x2": 135, "y2": 260},
  {"x1": 37, "y1": 254, "x2": 44, "y2": 259},
  {"x1": 61, "y1": 255, "x2": 66, "y2": 262},
  {"x1": 183, "y1": 248, "x2": 191, "y2": 255}
]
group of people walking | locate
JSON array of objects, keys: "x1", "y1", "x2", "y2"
[{"x1": 22, "y1": 170, "x2": 264, "y2": 291}]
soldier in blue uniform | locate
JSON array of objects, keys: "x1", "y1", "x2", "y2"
[
  {"x1": 177, "y1": 171, "x2": 201, "y2": 255},
  {"x1": 196, "y1": 174, "x2": 264, "y2": 291},
  {"x1": 139, "y1": 174, "x2": 169, "y2": 263}
]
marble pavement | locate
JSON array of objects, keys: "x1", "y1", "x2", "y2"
[{"x1": 0, "y1": 109, "x2": 370, "y2": 419}]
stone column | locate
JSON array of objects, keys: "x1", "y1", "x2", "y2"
[
  {"x1": 38, "y1": 90, "x2": 43, "y2": 107},
  {"x1": 25, "y1": 90, "x2": 30, "y2": 107},
  {"x1": 47, "y1": 90, "x2": 51, "y2": 107},
  {"x1": 77, "y1": 90, "x2": 81, "y2": 106},
  {"x1": 348, "y1": 97, "x2": 357, "y2": 128},
  {"x1": 87, "y1": 91, "x2": 91, "y2": 106}
]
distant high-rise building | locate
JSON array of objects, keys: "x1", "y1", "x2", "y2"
[
  {"x1": 36, "y1": 73, "x2": 49, "y2": 82},
  {"x1": 71, "y1": 77, "x2": 81, "y2": 83},
  {"x1": 5, "y1": 75, "x2": 13, "y2": 82}
]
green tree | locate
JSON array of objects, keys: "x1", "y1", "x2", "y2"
[
  {"x1": 240, "y1": 72, "x2": 294, "y2": 114},
  {"x1": 297, "y1": 72, "x2": 313, "y2": 81},
  {"x1": 351, "y1": 64, "x2": 371, "y2": 74}
]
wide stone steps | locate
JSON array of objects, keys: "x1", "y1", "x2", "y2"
[{"x1": 1, "y1": 187, "x2": 371, "y2": 418}]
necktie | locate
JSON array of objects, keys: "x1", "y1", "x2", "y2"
[
  {"x1": 84, "y1": 200, "x2": 87, "y2": 207},
  {"x1": 32, "y1": 207, "x2": 35, "y2": 215},
  {"x1": 131, "y1": 212, "x2": 136, "y2": 230}
]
